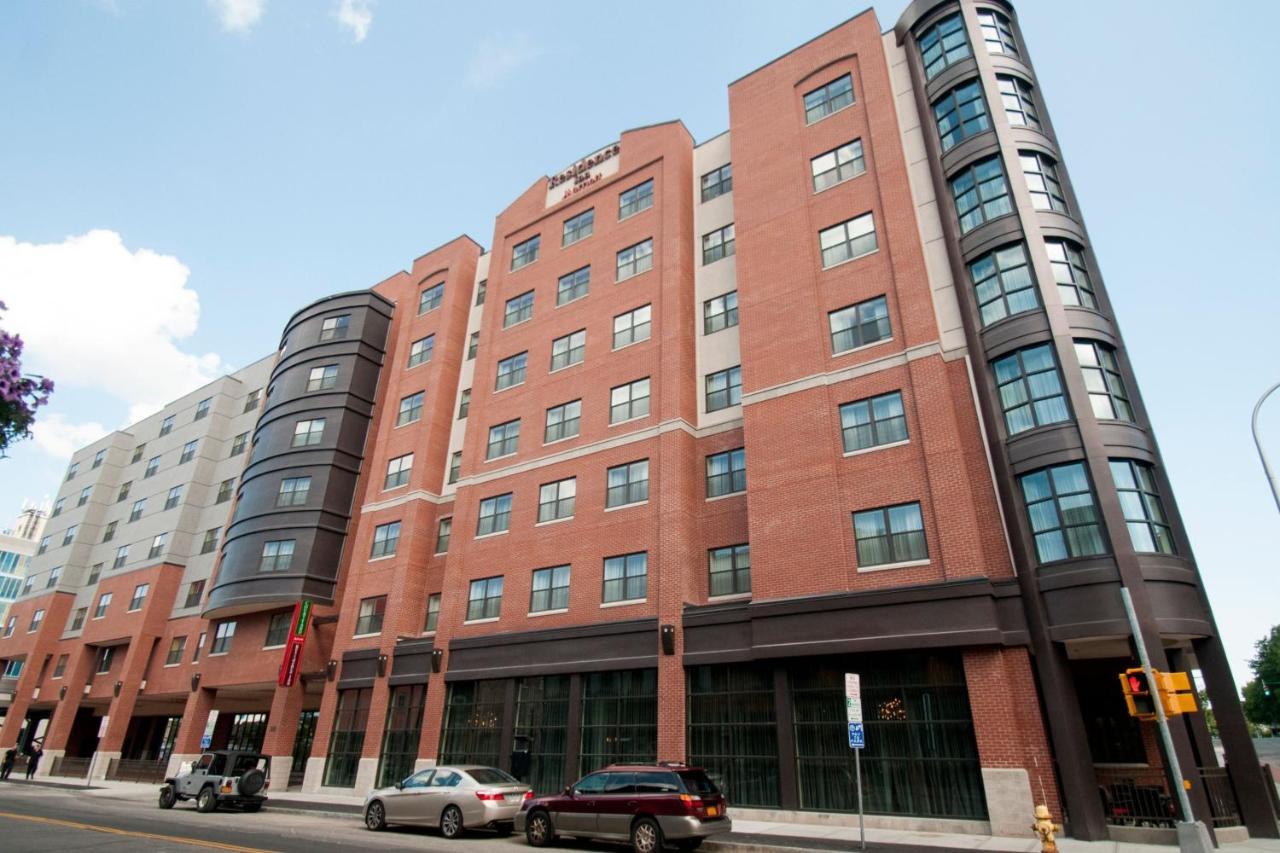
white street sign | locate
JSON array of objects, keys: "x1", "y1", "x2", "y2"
[{"x1": 845, "y1": 673, "x2": 862, "y2": 723}]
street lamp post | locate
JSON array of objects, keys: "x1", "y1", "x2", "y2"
[{"x1": 1252, "y1": 380, "x2": 1280, "y2": 515}]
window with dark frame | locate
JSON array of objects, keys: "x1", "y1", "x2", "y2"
[
  {"x1": 448, "y1": 451, "x2": 462, "y2": 485},
  {"x1": 840, "y1": 391, "x2": 908, "y2": 453},
  {"x1": 970, "y1": 243, "x2": 1038, "y2": 326},
  {"x1": 185, "y1": 580, "x2": 205, "y2": 609},
  {"x1": 703, "y1": 291, "x2": 738, "y2": 334},
  {"x1": 487, "y1": 419, "x2": 521, "y2": 460},
  {"x1": 997, "y1": 75, "x2": 1040, "y2": 129},
  {"x1": 706, "y1": 448, "x2": 746, "y2": 498},
  {"x1": 511, "y1": 234, "x2": 540, "y2": 270},
  {"x1": 130, "y1": 499, "x2": 145, "y2": 521},
  {"x1": 148, "y1": 533, "x2": 167, "y2": 559},
  {"x1": 1019, "y1": 463, "x2": 1107, "y2": 563},
  {"x1": 951, "y1": 156, "x2": 1013, "y2": 233},
  {"x1": 829, "y1": 296, "x2": 890, "y2": 354},
  {"x1": 918, "y1": 13, "x2": 970, "y2": 79},
  {"x1": 103, "y1": 521, "x2": 117, "y2": 542},
  {"x1": 1020, "y1": 151, "x2": 1067, "y2": 212},
  {"x1": 811, "y1": 140, "x2": 865, "y2": 191},
  {"x1": 118, "y1": 481, "x2": 131, "y2": 502},
  {"x1": 265, "y1": 612, "x2": 292, "y2": 647},
  {"x1": 530, "y1": 565, "x2": 570, "y2": 613},
  {"x1": 319, "y1": 314, "x2": 350, "y2": 340},
  {"x1": 618, "y1": 179, "x2": 654, "y2": 219},
  {"x1": 819, "y1": 213, "x2": 877, "y2": 267},
  {"x1": 1045, "y1": 239, "x2": 1097, "y2": 309},
  {"x1": 159, "y1": 415, "x2": 175, "y2": 436},
  {"x1": 292, "y1": 418, "x2": 325, "y2": 447},
  {"x1": 458, "y1": 388, "x2": 471, "y2": 419},
  {"x1": 200, "y1": 527, "x2": 218, "y2": 554},
  {"x1": 179, "y1": 440, "x2": 198, "y2": 464},
  {"x1": 476, "y1": 493, "x2": 512, "y2": 536},
  {"x1": 545, "y1": 400, "x2": 581, "y2": 443},
  {"x1": 112, "y1": 545, "x2": 128, "y2": 569},
  {"x1": 603, "y1": 552, "x2": 647, "y2": 603},
  {"x1": 397, "y1": 392, "x2": 424, "y2": 426},
  {"x1": 616, "y1": 239, "x2": 653, "y2": 280},
  {"x1": 992, "y1": 344, "x2": 1071, "y2": 435},
  {"x1": 468, "y1": 331, "x2": 480, "y2": 360},
  {"x1": 613, "y1": 305, "x2": 651, "y2": 349},
  {"x1": 705, "y1": 366, "x2": 742, "y2": 412},
  {"x1": 164, "y1": 485, "x2": 183, "y2": 510},
  {"x1": 557, "y1": 266, "x2": 590, "y2": 305},
  {"x1": 562, "y1": 209, "x2": 594, "y2": 246},
  {"x1": 467, "y1": 576, "x2": 504, "y2": 621},
  {"x1": 423, "y1": 594, "x2": 441, "y2": 632},
  {"x1": 277, "y1": 476, "x2": 311, "y2": 506},
  {"x1": 475, "y1": 280, "x2": 487, "y2": 306},
  {"x1": 701, "y1": 163, "x2": 732, "y2": 202},
  {"x1": 355, "y1": 596, "x2": 387, "y2": 635},
  {"x1": 496, "y1": 352, "x2": 528, "y2": 390},
  {"x1": 803, "y1": 74, "x2": 854, "y2": 123},
  {"x1": 538, "y1": 477, "x2": 576, "y2": 523},
  {"x1": 230, "y1": 431, "x2": 249, "y2": 456},
  {"x1": 550, "y1": 329, "x2": 586, "y2": 371},
  {"x1": 260, "y1": 539, "x2": 295, "y2": 572},
  {"x1": 709, "y1": 544, "x2": 751, "y2": 597},
  {"x1": 407, "y1": 335, "x2": 435, "y2": 368},
  {"x1": 853, "y1": 502, "x2": 928, "y2": 567},
  {"x1": 933, "y1": 81, "x2": 990, "y2": 151},
  {"x1": 95, "y1": 591, "x2": 113, "y2": 619},
  {"x1": 307, "y1": 364, "x2": 338, "y2": 392},
  {"x1": 128, "y1": 583, "x2": 149, "y2": 611},
  {"x1": 610, "y1": 378, "x2": 650, "y2": 423},
  {"x1": 385, "y1": 453, "x2": 413, "y2": 489},
  {"x1": 71, "y1": 607, "x2": 88, "y2": 631},
  {"x1": 436, "y1": 517, "x2": 451, "y2": 554},
  {"x1": 1075, "y1": 340, "x2": 1133, "y2": 422},
  {"x1": 1110, "y1": 459, "x2": 1175, "y2": 555},
  {"x1": 606, "y1": 459, "x2": 649, "y2": 508},
  {"x1": 370, "y1": 521, "x2": 401, "y2": 558},
  {"x1": 165, "y1": 637, "x2": 186, "y2": 666},
  {"x1": 418, "y1": 282, "x2": 445, "y2": 314},
  {"x1": 144, "y1": 455, "x2": 160, "y2": 477},
  {"x1": 53, "y1": 653, "x2": 69, "y2": 677},
  {"x1": 504, "y1": 290, "x2": 535, "y2": 327},
  {"x1": 978, "y1": 8, "x2": 1018, "y2": 55}
]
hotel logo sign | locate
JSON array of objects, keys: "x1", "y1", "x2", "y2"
[{"x1": 546, "y1": 143, "x2": 620, "y2": 207}]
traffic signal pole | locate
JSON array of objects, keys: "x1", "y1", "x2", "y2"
[{"x1": 1120, "y1": 587, "x2": 1213, "y2": 853}]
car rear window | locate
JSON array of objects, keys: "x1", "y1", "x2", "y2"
[
  {"x1": 679, "y1": 771, "x2": 719, "y2": 796},
  {"x1": 468, "y1": 767, "x2": 518, "y2": 785},
  {"x1": 634, "y1": 771, "x2": 681, "y2": 793}
]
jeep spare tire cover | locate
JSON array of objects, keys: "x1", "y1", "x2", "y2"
[{"x1": 239, "y1": 767, "x2": 266, "y2": 795}]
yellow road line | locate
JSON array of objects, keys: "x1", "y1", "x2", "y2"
[{"x1": 0, "y1": 810, "x2": 277, "y2": 852}]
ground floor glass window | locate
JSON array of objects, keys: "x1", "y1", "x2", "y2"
[
  {"x1": 377, "y1": 684, "x2": 426, "y2": 788},
  {"x1": 324, "y1": 688, "x2": 371, "y2": 787},
  {"x1": 687, "y1": 664, "x2": 780, "y2": 807},
  {"x1": 440, "y1": 680, "x2": 505, "y2": 768},
  {"x1": 515, "y1": 675, "x2": 570, "y2": 794},
  {"x1": 579, "y1": 669, "x2": 657, "y2": 776}
]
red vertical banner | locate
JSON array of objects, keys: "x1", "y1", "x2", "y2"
[{"x1": 277, "y1": 600, "x2": 313, "y2": 688}]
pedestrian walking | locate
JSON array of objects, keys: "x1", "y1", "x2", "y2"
[
  {"x1": 24, "y1": 745, "x2": 42, "y2": 780},
  {"x1": 0, "y1": 747, "x2": 15, "y2": 780}
]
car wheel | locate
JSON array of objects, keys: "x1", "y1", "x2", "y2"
[
  {"x1": 440, "y1": 804, "x2": 465, "y2": 839},
  {"x1": 195, "y1": 786, "x2": 218, "y2": 813},
  {"x1": 525, "y1": 811, "x2": 556, "y2": 848},
  {"x1": 365, "y1": 800, "x2": 387, "y2": 831},
  {"x1": 631, "y1": 816, "x2": 663, "y2": 853},
  {"x1": 158, "y1": 785, "x2": 177, "y2": 810}
]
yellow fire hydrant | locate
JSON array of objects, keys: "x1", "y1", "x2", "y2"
[{"x1": 1032, "y1": 804, "x2": 1063, "y2": 852}]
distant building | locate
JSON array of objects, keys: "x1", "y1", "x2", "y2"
[{"x1": 0, "y1": 506, "x2": 48, "y2": 718}]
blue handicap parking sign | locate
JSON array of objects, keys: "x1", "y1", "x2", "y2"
[{"x1": 848, "y1": 722, "x2": 865, "y2": 749}]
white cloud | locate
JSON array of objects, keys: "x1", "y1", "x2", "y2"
[
  {"x1": 465, "y1": 33, "x2": 543, "y2": 88},
  {"x1": 335, "y1": 0, "x2": 373, "y2": 43},
  {"x1": 209, "y1": 0, "x2": 265, "y2": 33},
  {"x1": 0, "y1": 230, "x2": 231, "y2": 458},
  {"x1": 32, "y1": 413, "x2": 109, "y2": 460}
]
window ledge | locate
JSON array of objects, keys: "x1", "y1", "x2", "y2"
[
  {"x1": 549, "y1": 360, "x2": 584, "y2": 376},
  {"x1": 262, "y1": 644, "x2": 286, "y2": 651},
  {"x1": 813, "y1": 168, "x2": 866, "y2": 195},
  {"x1": 163, "y1": 663, "x2": 180, "y2": 669},
  {"x1": 368, "y1": 554, "x2": 396, "y2": 564},
  {"x1": 612, "y1": 337, "x2": 650, "y2": 353},
  {"x1": 509, "y1": 258, "x2": 539, "y2": 274},
  {"x1": 822, "y1": 246, "x2": 880, "y2": 272},
  {"x1": 474, "y1": 530, "x2": 509, "y2": 541},
  {"x1": 208, "y1": 651, "x2": 229, "y2": 657},
  {"x1": 503, "y1": 316, "x2": 534, "y2": 332},
  {"x1": 608, "y1": 413, "x2": 650, "y2": 429},
  {"x1": 528, "y1": 608, "x2": 569, "y2": 618},
  {"x1": 556, "y1": 293, "x2": 589, "y2": 309},
  {"x1": 605, "y1": 500, "x2": 647, "y2": 513},
  {"x1": 601, "y1": 598, "x2": 646, "y2": 609},
  {"x1": 832, "y1": 335, "x2": 894, "y2": 359},
  {"x1": 708, "y1": 592, "x2": 752, "y2": 603},
  {"x1": 493, "y1": 381, "x2": 526, "y2": 395},
  {"x1": 856, "y1": 558, "x2": 931, "y2": 573},
  {"x1": 382, "y1": 483, "x2": 409, "y2": 493},
  {"x1": 706, "y1": 490, "x2": 746, "y2": 503},
  {"x1": 806, "y1": 100, "x2": 854, "y2": 127},
  {"x1": 464, "y1": 617, "x2": 500, "y2": 625},
  {"x1": 351, "y1": 632, "x2": 382, "y2": 640},
  {"x1": 433, "y1": 549, "x2": 448, "y2": 557},
  {"x1": 617, "y1": 206, "x2": 651, "y2": 224},
  {"x1": 485, "y1": 451, "x2": 518, "y2": 464},
  {"x1": 616, "y1": 266, "x2": 653, "y2": 285},
  {"x1": 535, "y1": 516, "x2": 574, "y2": 528},
  {"x1": 394, "y1": 418, "x2": 421, "y2": 430},
  {"x1": 543, "y1": 434, "x2": 579, "y2": 448},
  {"x1": 843, "y1": 439, "x2": 910, "y2": 458}
]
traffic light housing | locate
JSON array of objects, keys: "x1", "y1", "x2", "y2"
[
  {"x1": 1120, "y1": 668, "x2": 1158, "y2": 718},
  {"x1": 1156, "y1": 670, "x2": 1198, "y2": 715},
  {"x1": 1119, "y1": 668, "x2": 1198, "y2": 718}
]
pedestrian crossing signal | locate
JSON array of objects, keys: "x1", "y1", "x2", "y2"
[
  {"x1": 1120, "y1": 669, "x2": 1157, "y2": 718},
  {"x1": 1119, "y1": 668, "x2": 1198, "y2": 718}
]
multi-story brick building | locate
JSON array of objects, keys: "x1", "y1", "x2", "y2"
[
  {"x1": 2, "y1": 0, "x2": 1275, "y2": 842},
  {"x1": 0, "y1": 506, "x2": 47, "y2": 715}
]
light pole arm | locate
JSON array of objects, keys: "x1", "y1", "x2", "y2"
[{"x1": 1252, "y1": 380, "x2": 1280, "y2": 515}]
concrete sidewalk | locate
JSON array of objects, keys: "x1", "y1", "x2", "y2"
[{"x1": 2, "y1": 777, "x2": 1277, "y2": 852}]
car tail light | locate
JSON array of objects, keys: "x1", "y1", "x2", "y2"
[
  {"x1": 524, "y1": 790, "x2": 533, "y2": 800},
  {"x1": 476, "y1": 791, "x2": 506, "y2": 801}
]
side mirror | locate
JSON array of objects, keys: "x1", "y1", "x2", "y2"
[{"x1": 563, "y1": 786, "x2": 574, "y2": 797}]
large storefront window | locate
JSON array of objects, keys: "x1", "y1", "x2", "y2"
[
  {"x1": 687, "y1": 665, "x2": 780, "y2": 807},
  {"x1": 791, "y1": 653, "x2": 985, "y2": 819},
  {"x1": 440, "y1": 680, "x2": 505, "y2": 767},
  {"x1": 226, "y1": 713, "x2": 267, "y2": 752},
  {"x1": 515, "y1": 675, "x2": 570, "y2": 794},
  {"x1": 580, "y1": 669, "x2": 657, "y2": 776},
  {"x1": 377, "y1": 684, "x2": 427, "y2": 788},
  {"x1": 324, "y1": 688, "x2": 371, "y2": 787}
]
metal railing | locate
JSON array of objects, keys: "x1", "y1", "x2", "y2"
[
  {"x1": 1198, "y1": 766, "x2": 1242, "y2": 828},
  {"x1": 1095, "y1": 765, "x2": 1242, "y2": 829},
  {"x1": 106, "y1": 758, "x2": 169, "y2": 783},
  {"x1": 48, "y1": 756, "x2": 92, "y2": 778}
]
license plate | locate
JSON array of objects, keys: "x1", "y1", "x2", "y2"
[
  {"x1": 706, "y1": 806, "x2": 718, "y2": 816},
  {"x1": 506, "y1": 794, "x2": 522, "y2": 802}
]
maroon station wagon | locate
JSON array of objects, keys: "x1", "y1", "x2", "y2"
[{"x1": 515, "y1": 764, "x2": 731, "y2": 853}]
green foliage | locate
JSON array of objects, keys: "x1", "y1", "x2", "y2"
[
  {"x1": 1242, "y1": 625, "x2": 1280, "y2": 727},
  {"x1": 1197, "y1": 690, "x2": 1218, "y2": 737}
]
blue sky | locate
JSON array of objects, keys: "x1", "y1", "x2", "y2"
[{"x1": 1, "y1": 0, "x2": 1277, "y2": 687}]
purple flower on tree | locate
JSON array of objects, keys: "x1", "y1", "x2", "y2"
[{"x1": 0, "y1": 299, "x2": 54, "y2": 456}]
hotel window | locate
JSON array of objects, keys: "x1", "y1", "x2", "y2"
[
  {"x1": 1045, "y1": 239, "x2": 1097, "y2": 309},
  {"x1": 496, "y1": 351, "x2": 528, "y2": 390},
  {"x1": 88, "y1": 564, "x2": 102, "y2": 584},
  {"x1": 951, "y1": 156, "x2": 1013, "y2": 232},
  {"x1": 811, "y1": 139, "x2": 865, "y2": 191},
  {"x1": 95, "y1": 591, "x2": 113, "y2": 619},
  {"x1": 148, "y1": 533, "x2": 168, "y2": 559},
  {"x1": 319, "y1": 314, "x2": 350, "y2": 340},
  {"x1": 179, "y1": 439, "x2": 198, "y2": 464},
  {"x1": 829, "y1": 295, "x2": 890, "y2": 354},
  {"x1": 468, "y1": 331, "x2": 480, "y2": 360},
  {"x1": 144, "y1": 455, "x2": 161, "y2": 478},
  {"x1": 62, "y1": 525, "x2": 78, "y2": 546},
  {"x1": 50, "y1": 496, "x2": 65, "y2": 516},
  {"x1": 476, "y1": 493, "x2": 512, "y2": 536},
  {"x1": 804, "y1": 73, "x2": 854, "y2": 123},
  {"x1": 265, "y1": 612, "x2": 291, "y2": 647},
  {"x1": 117, "y1": 481, "x2": 131, "y2": 502},
  {"x1": 293, "y1": 418, "x2": 325, "y2": 447},
  {"x1": 545, "y1": 400, "x2": 581, "y2": 443},
  {"x1": 1076, "y1": 341, "x2": 1133, "y2": 422},
  {"x1": 702, "y1": 223, "x2": 735, "y2": 265},
  {"x1": 164, "y1": 485, "x2": 183, "y2": 510},
  {"x1": 934, "y1": 81, "x2": 990, "y2": 151},
  {"x1": 28, "y1": 608, "x2": 44, "y2": 632},
  {"x1": 132, "y1": 444, "x2": 145, "y2": 463},
  {"x1": 165, "y1": 637, "x2": 186, "y2": 666},
  {"x1": 610, "y1": 377, "x2": 650, "y2": 424},
  {"x1": 487, "y1": 419, "x2": 521, "y2": 460},
  {"x1": 606, "y1": 460, "x2": 649, "y2": 508},
  {"x1": 993, "y1": 344, "x2": 1070, "y2": 435},
  {"x1": 504, "y1": 290, "x2": 535, "y2": 327},
  {"x1": 550, "y1": 329, "x2": 586, "y2": 371},
  {"x1": 1020, "y1": 152, "x2": 1067, "y2": 212},
  {"x1": 216, "y1": 478, "x2": 235, "y2": 503},
  {"x1": 418, "y1": 282, "x2": 445, "y2": 314},
  {"x1": 1020, "y1": 463, "x2": 1107, "y2": 563},
  {"x1": 307, "y1": 364, "x2": 339, "y2": 392},
  {"x1": 458, "y1": 388, "x2": 470, "y2": 419},
  {"x1": 1111, "y1": 459, "x2": 1175, "y2": 554},
  {"x1": 53, "y1": 653, "x2": 69, "y2": 677},
  {"x1": 66, "y1": 461, "x2": 80, "y2": 481},
  {"x1": 701, "y1": 163, "x2": 732, "y2": 202},
  {"x1": 448, "y1": 451, "x2": 462, "y2": 485},
  {"x1": 971, "y1": 243, "x2": 1037, "y2": 326},
  {"x1": 22, "y1": 576, "x2": 33, "y2": 595},
  {"x1": 705, "y1": 366, "x2": 742, "y2": 412},
  {"x1": 185, "y1": 580, "x2": 205, "y2": 609},
  {"x1": 978, "y1": 8, "x2": 1018, "y2": 55},
  {"x1": 709, "y1": 544, "x2": 750, "y2": 597},
  {"x1": 230, "y1": 431, "x2": 248, "y2": 456},
  {"x1": 46, "y1": 566, "x2": 60, "y2": 588},
  {"x1": 475, "y1": 280, "x2": 487, "y2": 306},
  {"x1": 853, "y1": 502, "x2": 928, "y2": 567},
  {"x1": 703, "y1": 291, "x2": 738, "y2": 334},
  {"x1": 355, "y1": 596, "x2": 387, "y2": 635},
  {"x1": 243, "y1": 388, "x2": 261, "y2": 412},
  {"x1": 706, "y1": 448, "x2": 746, "y2": 498},
  {"x1": 385, "y1": 453, "x2": 413, "y2": 489},
  {"x1": 819, "y1": 213, "x2": 877, "y2": 267},
  {"x1": 95, "y1": 646, "x2": 114, "y2": 674},
  {"x1": 194, "y1": 397, "x2": 212, "y2": 421},
  {"x1": 918, "y1": 13, "x2": 970, "y2": 79},
  {"x1": 562, "y1": 208, "x2": 594, "y2": 246},
  {"x1": 467, "y1": 577, "x2": 503, "y2": 621},
  {"x1": 278, "y1": 475, "x2": 312, "y2": 506},
  {"x1": 3, "y1": 616, "x2": 14, "y2": 637},
  {"x1": 113, "y1": 545, "x2": 128, "y2": 569},
  {"x1": 2, "y1": 659, "x2": 21, "y2": 677},
  {"x1": 159, "y1": 414, "x2": 175, "y2": 436},
  {"x1": 193, "y1": 632, "x2": 206, "y2": 661},
  {"x1": 616, "y1": 238, "x2": 653, "y2": 281},
  {"x1": 78, "y1": 485, "x2": 92, "y2": 506},
  {"x1": 370, "y1": 521, "x2": 401, "y2": 558},
  {"x1": 200, "y1": 527, "x2": 218, "y2": 554},
  {"x1": 613, "y1": 305, "x2": 651, "y2": 349},
  {"x1": 538, "y1": 477, "x2": 576, "y2": 523},
  {"x1": 397, "y1": 392, "x2": 424, "y2": 426},
  {"x1": 37, "y1": 535, "x2": 49, "y2": 555},
  {"x1": 103, "y1": 521, "x2": 117, "y2": 543},
  {"x1": 93, "y1": 448, "x2": 106, "y2": 469},
  {"x1": 603, "y1": 552, "x2": 647, "y2": 603},
  {"x1": 997, "y1": 75, "x2": 1040, "y2": 129},
  {"x1": 557, "y1": 266, "x2": 590, "y2": 305},
  {"x1": 531, "y1": 565, "x2": 571, "y2": 613},
  {"x1": 71, "y1": 608, "x2": 87, "y2": 631},
  {"x1": 260, "y1": 539, "x2": 295, "y2": 572},
  {"x1": 423, "y1": 594, "x2": 441, "y2": 632},
  {"x1": 618, "y1": 179, "x2": 654, "y2": 219},
  {"x1": 435, "y1": 517, "x2": 451, "y2": 554},
  {"x1": 128, "y1": 583, "x2": 149, "y2": 611},
  {"x1": 211, "y1": 620, "x2": 237, "y2": 654},
  {"x1": 511, "y1": 234, "x2": 540, "y2": 271},
  {"x1": 840, "y1": 391, "x2": 908, "y2": 453}
]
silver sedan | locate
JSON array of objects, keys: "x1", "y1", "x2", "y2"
[{"x1": 363, "y1": 765, "x2": 531, "y2": 838}]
